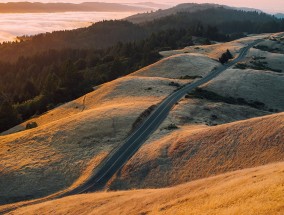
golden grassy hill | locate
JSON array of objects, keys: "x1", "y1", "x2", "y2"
[
  {"x1": 247, "y1": 47, "x2": 284, "y2": 73},
  {"x1": 130, "y1": 53, "x2": 219, "y2": 79},
  {"x1": 202, "y1": 68, "x2": 284, "y2": 111},
  {"x1": 108, "y1": 112, "x2": 284, "y2": 190},
  {"x1": 157, "y1": 32, "x2": 284, "y2": 132},
  {"x1": 0, "y1": 53, "x2": 217, "y2": 203},
  {"x1": 201, "y1": 37, "x2": 284, "y2": 111},
  {"x1": 0, "y1": 75, "x2": 191, "y2": 204},
  {"x1": 5, "y1": 162, "x2": 284, "y2": 215},
  {"x1": 0, "y1": 33, "x2": 280, "y2": 205},
  {"x1": 160, "y1": 33, "x2": 275, "y2": 59}
]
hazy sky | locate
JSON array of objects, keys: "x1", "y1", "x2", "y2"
[{"x1": 1, "y1": 0, "x2": 284, "y2": 13}]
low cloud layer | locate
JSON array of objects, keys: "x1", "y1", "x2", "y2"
[{"x1": 0, "y1": 11, "x2": 135, "y2": 43}]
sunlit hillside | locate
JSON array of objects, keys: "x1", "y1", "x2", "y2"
[
  {"x1": 4, "y1": 162, "x2": 284, "y2": 215},
  {"x1": 107, "y1": 33, "x2": 284, "y2": 190},
  {"x1": 109, "y1": 112, "x2": 284, "y2": 189},
  {"x1": 1, "y1": 33, "x2": 283, "y2": 206}
]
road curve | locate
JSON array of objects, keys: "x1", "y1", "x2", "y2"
[
  {"x1": 0, "y1": 39, "x2": 261, "y2": 214},
  {"x1": 64, "y1": 39, "x2": 262, "y2": 195}
]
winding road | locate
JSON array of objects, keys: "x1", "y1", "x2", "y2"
[
  {"x1": 64, "y1": 39, "x2": 262, "y2": 195},
  {"x1": 0, "y1": 39, "x2": 261, "y2": 214}
]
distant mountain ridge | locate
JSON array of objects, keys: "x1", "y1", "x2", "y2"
[
  {"x1": 130, "y1": 2, "x2": 170, "y2": 10},
  {"x1": 275, "y1": 13, "x2": 284, "y2": 18},
  {"x1": 0, "y1": 2, "x2": 149, "y2": 13},
  {"x1": 233, "y1": 7, "x2": 263, "y2": 13},
  {"x1": 126, "y1": 3, "x2": 221, "y2": 23},
  {"x1": 126, "y1": 3, "x2": 264, "y2": 24}
]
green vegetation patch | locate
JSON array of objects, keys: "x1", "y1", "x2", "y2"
[
  {"x1": 130, "y1": 105, "x2": 157, "y2": 134},
  {"x1": 165, "y1": 123, "x2": 179, "y2": 130},
  {"x1": 234, "y1": 62, "x2": 248, "y2": 70},
  {"x1": 187, "y1": 88, "x2": 270, "y2": 111},
  {"x1": 254, "y1": 45, "x2": 283, "y2": 54},
  {"x1": 180, "y1": 75, "x2": 202, "y2": 79},
  {"x1": 169, "y1": 81, "x2": 181, "y2": 87},
  {"x1": 26, "y1": 122, "x2": 38, "y2": 130},
  {"x1": 250, "y1": 61, "x2": 282, "y2": 73},
  {"x1": 234, "y1": 61, "x2": 282, "y2": 73}
]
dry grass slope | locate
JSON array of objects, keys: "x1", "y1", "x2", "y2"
[
  {"x1": 0, "y1": 75, "x2": 189, "y2": 203},
  {"x1": 5, "y1": 162, "x2": 284, "y2": 215},
  {"x1": 161, "y1": 33, "x2": 273, "y2": 59},
  {"x1": 0, "y1": 32, "x2": 282, "y2": 205},
  {"x1": 130, "y1": 53, "x2": 219, "y2": 79},
  {"x1": 109, "y1": 113, "x2": 284, "y2": 189}
]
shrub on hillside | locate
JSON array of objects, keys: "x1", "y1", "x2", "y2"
[
  {"x1": 169, "y1": 81, "x2": 181, "y2": 87},
  {"x1": 180, "y1": 75, "x2": 202, "y2": 79},
  {"x1": 234, "y1": 62, "x2": 248, "y2": 69},
  {"x1": 187, "y1": 88, "x2": 268, "y2": 111},
  {"x1": 131, "y1": 105, "x2": 157, "y2": 133},
  {"x1": 219, "y1": 49, "x2": 233, "y2": 64},
  {"x1": 26, "y1": 122, "x2": 38, "y2": 130},
  {"x1": 166, "y1": 123, "x2": 179, "y2": 130}
]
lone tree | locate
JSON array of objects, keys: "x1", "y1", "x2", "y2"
[
  {"x1": 226, "y1": 49, "x2": 233, "y2": 59},
  {"x1": 219, "y1": 49, "x2": 233, "y2": 64}
]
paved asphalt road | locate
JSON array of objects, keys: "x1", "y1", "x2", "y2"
[
  {"x1": 0, "y1": 39, "x2": 261, "y2": 214},
  {"x1": 64, "y1": 39, "x2": 262, "y2": 195}
]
